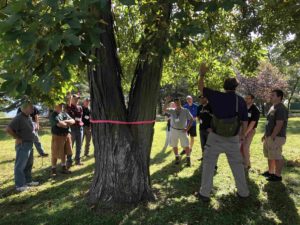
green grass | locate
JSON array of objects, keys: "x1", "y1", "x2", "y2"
[{"x1": 0, "y1": 118, "x2": 299, "y2": 225}]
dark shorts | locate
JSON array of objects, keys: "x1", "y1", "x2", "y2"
[{"x1": 187, "y1": 126, "x2": 197, "y2": 137}]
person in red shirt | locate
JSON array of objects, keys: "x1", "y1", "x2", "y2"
[{"x1": 66, "y1": 94, "x2": 84, "y2": 167}]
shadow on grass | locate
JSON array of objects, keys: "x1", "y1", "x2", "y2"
[{"x1": 264, "y1": 182, "x2": 300, "y2": 225}]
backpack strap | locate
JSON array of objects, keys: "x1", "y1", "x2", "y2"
[{"x1": 236, "y1": 95, "x2": 239, "y2": 114}]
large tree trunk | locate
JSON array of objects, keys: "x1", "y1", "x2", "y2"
[{"x1": 88, "y1": 1, "x2": 171, "y2": 206}]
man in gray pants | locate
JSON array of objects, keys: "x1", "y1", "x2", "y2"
[{"x1": 196, "y1": 63, "x2": 249, "y2": 202}]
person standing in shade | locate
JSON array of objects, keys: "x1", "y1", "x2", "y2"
[
  {"x1": 6, "y1": 101, "x2": 39, "y2": 192},
  {"x1": 181, "y1": 96, "x2": 198, "y2": 155},
  {"x1": 17, "y1": 106, "x2": 48, "y2": 157},
  {"x1": 262, "y1": 89, "x2": 288, "y2": 182},
  {"x1": 196, "y1": 63, "x2": 249, "y2": 202},
  {"x1": 50, "y1": 103, "x2": 75, "y2": 176},
  {"x1": 163, "y1": 102, "x2": 175, "y2": 150},
  {"x1": 241, "y1": 94, "x2": 260, "y2": 170},
  {"x1": 66, "y1": 94, "x2": 84, "y2": 167},
  {"x1": 197, "y1": 95, "x2": 213, "y2": 160},
  {"x1": 82, "y1": 98, "x2": 92, "y2": 157},
  {"x1": 163, "y1": 97, "x2": 194, "y2": 167}
]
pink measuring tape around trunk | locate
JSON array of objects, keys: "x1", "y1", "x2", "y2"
[{"x1": 90, "y1": 119, "x2": 156, "y2": 125}]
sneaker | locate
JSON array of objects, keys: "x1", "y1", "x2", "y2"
[
  {"x1": 180, "y1": 150, "x2": 186, "y2": 156},
  {"x1": 75, "y1": 161, "x2": 84, "y2": 166},
  {"x1": 40, "y1": 153, "x2": 49, "y2": 158},
  {"x1": 198, "y1": 157, "x2": 203, "y2": 161},
  {"x1": 186, "y1": 157, "x2": 191, "y2": 167},
  {"x1": 16, "y1": 186, "x2": 28, "y2": 192},
  {"x1": 267, "y1": 174, "x2": 282, "y2": 182},
  {"x1": 61, "y1": 166, "x2": 72, "y2": 174},
  {"x1": 51, "y1": 168, "x2": 57, "y2": 177},
  {"x1": 175, "y1": 156, "x2": 180, "y2": 165},
  {"x1": 194, "y1": 192, "x2": 210, "y2": 202},
  {"x1": 261, "y1": 171, "x2": 273, "y2": 177},
  {"x1": 27, "y1": 181, "x2": 39, "y2": 187}
]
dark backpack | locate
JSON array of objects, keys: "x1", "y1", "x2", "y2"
[{"x1": 211, "y1": 95, "x2": 241, "y2": 137}]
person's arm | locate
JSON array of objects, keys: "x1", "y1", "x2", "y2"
[
  {"x1": 35, "y1": 114, "x2": 40, "y2": 130},
  {"x1": 57, "y1": 121, "x2": 68, "y2": 128},
  {"x1": 198, "y1": 63, "x2": 209, "y2": 94},
  {"x1": 5, "y1": 126, "x2": 22, "y2": 144},
  {"x1": 184, "y1": 111, "x2": 194, "y2": 132},
  {"x1": 270, "y1": 121, "x2": 284, "y2": 140},
  {"x1": 65, "y1": 118, "x2": 75, "y2": 126},
  {"x1": 245, "y1": 121, "x2": 256, "y2": 136}
]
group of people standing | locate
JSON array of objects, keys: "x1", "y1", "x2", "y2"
[
  {"x1": 163, "y1": 63, "x2": 288, "y2": 201},
  {"x1": 6, "y1": 94, "x2": 92, "y2": 192}
]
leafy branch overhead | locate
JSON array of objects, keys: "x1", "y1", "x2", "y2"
[{"x1": 0, "y1": 0, "x2": 298, "y2": 104}]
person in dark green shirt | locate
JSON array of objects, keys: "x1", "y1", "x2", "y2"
[
  {"x1": 262, "y1": 89, "x2": 288, "y2": 182},
  {"x1": 50, "y1": 103, "x2": 75, "y2": 176}
]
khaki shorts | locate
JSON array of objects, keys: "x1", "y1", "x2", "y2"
[
  {"x1": 170, "y1": 128, "x2": 189, "y2": 148},
  {"x1": 263, "y1": 136, "x2": 286, "y2": 160},
  {"x1": 51, "y1": 134, "x2": 73, "y2": 159}
]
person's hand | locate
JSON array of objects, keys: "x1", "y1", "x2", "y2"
[
  {"x1": 240, "y1": 134, "x2": 246, "y2": 143},
  {"x1": 270, "y1": 134, "x2": 276, "y2": 141},
  {"x1": 183, "y1": 128, "x2": 188, "y2": 133},
  {"x1": 199, "y1": 62, "x2": 209, "y2": 77},
  {"x1": 16, "y1": 138, "x2": 22, "y2": 145}
]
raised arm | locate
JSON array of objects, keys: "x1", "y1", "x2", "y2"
[{"x1": 198, "y1": 62, "x2": 209, "y2": 94}]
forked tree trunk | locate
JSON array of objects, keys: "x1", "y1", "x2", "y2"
[{"x1": 88, "y1": 1, "x2": 171, "y2": 206}]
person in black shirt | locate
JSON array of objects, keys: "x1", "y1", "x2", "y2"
[
  {"x1": 241, "y1": 94, "x2": 260, "y2": 169},
  {"x1": 17, "y1": 106, "x2": 48, "y2": 157},
  {"x1": 197, "y1": 96, "x2": 213, "y2": 157},
  {"x1": 82, "y1": 98, "x2": 92, "y2": 156}
]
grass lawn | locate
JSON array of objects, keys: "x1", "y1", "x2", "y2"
[{"x1": 0, "y1": 118, "x2": 299, "y2": 225}]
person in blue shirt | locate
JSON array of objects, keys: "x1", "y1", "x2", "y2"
[{"x1": 181, "y1": 96, "x2": 198, "y2": 155}]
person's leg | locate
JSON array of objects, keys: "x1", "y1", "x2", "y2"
[
  {"x1": 268, "y1": 159, "x2": 276, "y2": 174},
  {"x1": 275, "y1": 159, "x2": 284, "y2": 176},
  {"x1": 67, "y1": 128, "x2": 76, "y2": 165},
  {"x1": 24, "y1": 146, "x2": 34, "y2": 184},
  {"x1": 225, "y1": 137, "x2": 249, "y2": 197},
  {"x1": 75, "y1": 127, "x2": 83, "y2": 163},
  {"x1": 163, "y1": 128, "x2": 170, "y2": 149},
  {"x1": 199, "y1": 133, "x2": 221, "y2": 197},
  {"x1": 33, "y1": 131, "x2": 46, "y2": 156},
  {"x1": 190, "y1": 136, "x2": 194, "y2": 151},
  {"x1": 14, "y1": 143, "x2": 32, "y2": 188},
  {"x1": 85, "y1": 127, "x2": 92, "y2": 156}
]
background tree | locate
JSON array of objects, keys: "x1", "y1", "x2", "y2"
[{"x1": 238, "y1": 61, "x2": 288, "y2": 115}]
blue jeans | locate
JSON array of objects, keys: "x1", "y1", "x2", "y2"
[
  {"x1": 34, "y1": 131, "x2": 46, "y2": 156},
  {"x1": 14, "y1": 142, "x2": 34, "y2": 188},
  {"x1": 67, "y1": 126, "x2": 83, "y2": 163}
]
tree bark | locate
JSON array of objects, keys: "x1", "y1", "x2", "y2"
[{"x1": 88, "y1": 1, "x2": 171, "y2": 206}]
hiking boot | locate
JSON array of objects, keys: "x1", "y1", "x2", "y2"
[
  {"x1": 75, "y1": 161, "x2": 84, "y2": 166},
  {"x1": 194, "y1": 192, "x2": 210, "y2": 203},
  {"x1": 66, "y1": 162, "x2": 73, "y2": 169},
  {"x1": 261, "y1": 171, "x2": 273, "y2": 177},
  {"x1": 175, "y1": 156, "x2": 180, "y2": 165},
  {"x1": 51, "y1": 168, "x2": 57, "y2": 177},
  {"x1": 39, "y1": 153, "x2": 49, "y2": 158},
  {"x1": 61, "y1": 166, "x2": 72, "y2": 174},
  {"x1": 267, "y1": 174, "x2": 282, "y2": 182},
  {"x1": 186, "y1": 157, "x2": 191, "y2": 167},
  {"x1": 180, "y1": 150, "x2": 186, "y2": 156}
]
